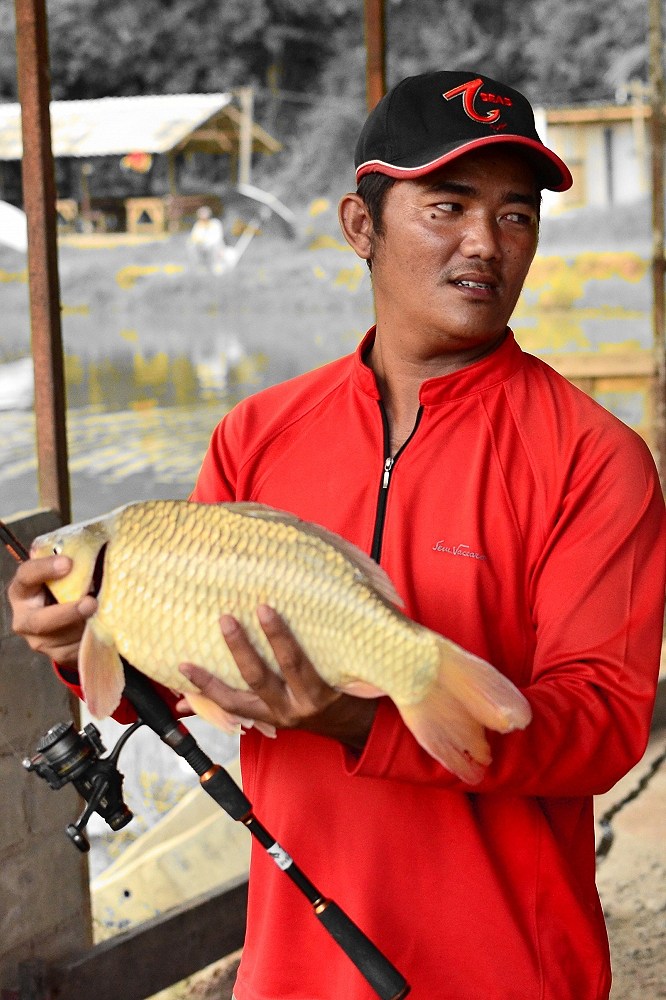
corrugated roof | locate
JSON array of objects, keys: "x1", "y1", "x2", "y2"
[{"x1": 0, "y1": 93, "x2": 280, "y2": 160}]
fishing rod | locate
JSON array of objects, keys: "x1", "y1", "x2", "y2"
[{"x1": 0, "y1": 517, "x2": 410, "y2": 1000}]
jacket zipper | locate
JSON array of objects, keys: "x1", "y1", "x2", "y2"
[{"x1": 370, "y1": 401, "x2": 424, "y2": 563}]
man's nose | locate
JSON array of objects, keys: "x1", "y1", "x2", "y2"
[{"x1": 459, "y1": 214, "x2": 501, "y2": 260}]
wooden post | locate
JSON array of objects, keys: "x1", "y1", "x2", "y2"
[
  {"x1": 237, "y1": 86, "x2": 254, "y2": 186},
  {"x1": 364, "y1": 0, "x2": 386, "y2": 111},
  {"x1": 649, "y1": 0, "x2": 666, "y2": 487},
  {"x1": 167, "y1": 151, "x2": 178, "y2": 196},
  {"x1": 14, "y1": 0, "x2": 71, "y2": 522}
]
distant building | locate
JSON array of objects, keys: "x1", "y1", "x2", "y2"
[
  {"x1": 536, "y1": 93, "x2": 653, "y2": 215},
  {"x1": 0, "y1": 92, "x2": 281, "y2": 234}
]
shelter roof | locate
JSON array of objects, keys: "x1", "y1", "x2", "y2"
[{"x1": 0, "y1": 93, "x2": 282, "y2": 161}]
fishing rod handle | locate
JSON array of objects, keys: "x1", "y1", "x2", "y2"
[
  {"x1": 199, "y1": 764, "x2": 410, "y2": 999},
  {"x1": 314, "y1": 899, "x2": 410, "y2": 999}
]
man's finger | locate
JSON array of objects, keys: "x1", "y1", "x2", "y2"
[
  {"x1": 8, "y1": 555, "x2": 72, "y2": 601},
  {"x1": 256, "y1": 605, "x2": 328, "y2": 699},
  {"x1": 219, "y1": 613, "x2": 286, "y2": 702},
  {"x1": 178, "y1": 662, "x2": 275, "y2": 723}
]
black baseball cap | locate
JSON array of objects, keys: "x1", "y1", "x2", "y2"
[{"x1": 355, "y1": 70, "x2": 573, "y2": 192}]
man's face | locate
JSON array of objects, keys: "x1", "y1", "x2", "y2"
[{"x1": 368, "y1": 147, "x2": 540, "y2": 358}]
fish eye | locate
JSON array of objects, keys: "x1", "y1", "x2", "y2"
[{"x1": 52, "y1": 543, "x2": 62, "y2": 555}]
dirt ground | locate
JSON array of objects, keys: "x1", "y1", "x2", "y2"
[
  {"x1": 181, "y1": 727, "x2": 666, "y2": 1000},
  {"x1": 596, "y1": 726, "x2": 666, "y2": 999}
]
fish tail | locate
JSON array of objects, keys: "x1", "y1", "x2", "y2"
[{"x1": 399, "y1": 638, "x2": 532, "y2": 784}]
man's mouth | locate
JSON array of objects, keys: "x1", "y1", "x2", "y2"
[{"x1": 454, "y1": 279, "x2": 494, "y2": 290}]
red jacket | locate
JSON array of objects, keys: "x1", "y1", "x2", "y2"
[{"x1": 69, "y1": 329, "x2": 666, "y2": 998}]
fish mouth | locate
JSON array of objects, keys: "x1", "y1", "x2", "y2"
[{"x1": 90, "y1": 543, "x2": 107, "y2": 598}]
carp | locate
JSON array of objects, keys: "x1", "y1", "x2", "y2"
[{"x1": 31, "y1": 499, "x2": 532, "y2": 783}]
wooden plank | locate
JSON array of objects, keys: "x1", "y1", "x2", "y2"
[
  {"x1": 546, "y1": 105, "x2": 650, "y2": 125},
  {"x1": 540, "y1": 351, "x2": 656, "y2": 379},
  {"x1": 20, "y1": 877, "x2": 248, "y2": 1000}
]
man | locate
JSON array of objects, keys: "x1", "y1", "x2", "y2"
[
  {"x1": 188, "y1": 204, "x2": 227, "y2": 272},
  {"x1": 9, "y1": 71, "x2": 666, "y2": 999}
]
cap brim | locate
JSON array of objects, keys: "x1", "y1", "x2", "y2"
[{"x1": 356, "y1": 134, "x2": 573, "y2": 192}]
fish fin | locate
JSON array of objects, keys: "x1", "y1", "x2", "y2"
[
  {"x1": 182, "y1": 691, "x2": 277, "y2": 739},
  {"x1": 79, "y1": 618, "x2": 125, "y2": 719},
  {"x1": 397, "y1": 639, "x2": 532, "y2": 784},
  {"x1": 251, "y1": 720, "x2": 278, "y2": 739},
  {"x1": 399, "y1": 694, "x2": 492, "y2": 783},
  {"x1": 223, "y1": 501, "x2": 403, "y2": 608},
  {"x1": 339, "y1": 680, "x2": 385, "y2": 698},
  {"x1": 434, "y1": 638, "x2": 533, "y2": 733}
]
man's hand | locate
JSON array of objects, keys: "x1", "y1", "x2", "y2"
[
  {"x1": 7, "y1": 556, "x2": 97, "y2": 670},
  {"x1": 178, "y1": 605, "x2": 378, "y2": 751}
]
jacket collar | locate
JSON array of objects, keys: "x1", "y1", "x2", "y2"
[{"x1": 352, "y1": 326, "x2": 524, "y2": 404}]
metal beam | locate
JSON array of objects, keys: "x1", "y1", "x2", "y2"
[
  {"x1": 649, "y1": 0, "x2": 666, "y2": 487},
  {"x1": 14, "y1": 0, "x2": 71, "y2": 522},
  {"x1": 364, "y1": 0, "x2": 386, "y2": 111}
]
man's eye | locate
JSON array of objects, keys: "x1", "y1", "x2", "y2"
[
  {"x1": 505, "y1": 212, "x2": 533, "y2": 224},
  {"x1": 435, "y1": 202, "x2": 460, "y2": 213}
]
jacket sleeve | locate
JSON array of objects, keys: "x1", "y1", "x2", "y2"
[{"x1": 348, "y1": 440, "x2": 666, "y2": 797}]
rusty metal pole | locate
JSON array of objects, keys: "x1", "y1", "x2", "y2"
[
  {"x1": 649, "y1": 0, "x2": 666, "y2": 488},
  {"x1": 364, "y1": 0, "x2": 386, "y2": 111},
  {"x1": 14, "y1": 0, "x2": 71, "y2": 522}
]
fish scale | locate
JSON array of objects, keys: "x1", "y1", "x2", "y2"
[{"x1": 32, "y1": 499, "x2": 533, "y2": 784}]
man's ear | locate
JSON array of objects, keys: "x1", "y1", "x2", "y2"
[{"x1": 338, "y1": 193, "x2": 374, "y2": 262}]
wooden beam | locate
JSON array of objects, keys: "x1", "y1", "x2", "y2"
[
  {"x1": 546, "y1": 105, "x2": 650, "y2": 125},
  {"x1": 237, "y1": 86, "x2": 254, "y2": 186},
  {"x1": 215, "y1": 105, "x2": 283, "y2": 154},
  {"x1": 540, "y1": 351, "x2": 656, "y2": 380},
  {"x1": 18, "y1": 877, "x2": 248, "y2": 1000},
  {"x1": 183, "y1": 128, "x2": 235, "y2": 152},
  {"x1": 14, "y1": 0, "x2": 71, "y2": 522}
]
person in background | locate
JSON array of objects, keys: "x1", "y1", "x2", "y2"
[
  {"x1": 9, "y1": 70, "x2": 666, "y2": 1000},
  {"x1": 188, "y1": 204, "x2": 227, "y2": 272}
]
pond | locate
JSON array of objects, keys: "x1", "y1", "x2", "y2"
[{"x1": 0, "y1": 213, "x2": 656, "y2": 522}]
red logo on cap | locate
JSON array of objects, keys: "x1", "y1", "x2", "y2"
[{"x1": 443, "y1": 77, "x2": 506, "y2": 124}]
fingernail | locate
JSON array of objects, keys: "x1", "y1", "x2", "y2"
[
  {"x1": 77, "y1": 596, "x2": 97, "y2": 617},
  {"x1": 53, "y1": 556, "x2": 71, "y2": 573},
  {"x1": 179, "y1": 664, "x2": 193, "y2": 681},
  {"x1": 219, "y1": 614, "x2": 239, "y2": 637},
  {"x1": 256, "y1": 604, "x2": 275, "y2": 625}
]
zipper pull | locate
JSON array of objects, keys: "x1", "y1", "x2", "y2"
[{"x1": 382, "y1": 456, "x2": 393, "y2": 488}]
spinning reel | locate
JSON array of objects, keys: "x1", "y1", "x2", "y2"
[{"x1": 23, "y1": 718, "x2": 140, "y2": 852}]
